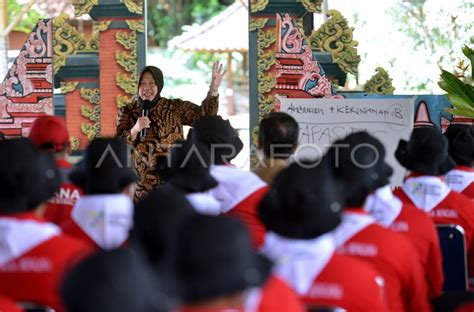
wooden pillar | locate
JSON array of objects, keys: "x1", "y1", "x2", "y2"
[
  {"x1": 226, "y1": 52, "x2": 236, "y2": 116},
  {"x1": 0, "y1": 0, "x2": 8, "y2": 79}
]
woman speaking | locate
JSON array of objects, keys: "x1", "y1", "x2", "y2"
[{"x1": 117, "y1": 62, "x2": 225, "y2": 201}]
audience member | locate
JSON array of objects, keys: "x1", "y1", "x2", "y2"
[
  {"x1": 444, "y1": 124, "x2": 474, "y2": 199},
  {"x1": 28, "y1": 115, "x2": 83, "y2": 225},
  {"x1": 327, "y1": 132, "x2": 430, "y2": 312},
  {"x1": 61, "y1": 138, "x2": 137, "y2": 250},
  {"x1": 170, "y1": 214, "x2": 305, "y2": 312},
  {"x1": 360, "y1": 132, "x2": 444, "y2": 300},
  {"x1": 253, "y1": 112, "x2": 299, "y2": 184},
  {"x1": 157, "y1": 139, "x2": 220, "y2": 215},
  {"x1": 393, "y1": 126, "x2": 474, "y2": 280},
  {"x1": 130, "y1": 185, "x2": 196, "y2": 265},
  {"x1": 0, "y1": 139, "x2": 92, "y2": 311},
  {"x1": 61, "y1": 249, "x2": 170, "y2": 312},
  {"x1": 190, "y1": 115, "x2": 268, "y2": 247},
  {"x1": 259, "y1": 160, "x2": 388, "y2": 310}
]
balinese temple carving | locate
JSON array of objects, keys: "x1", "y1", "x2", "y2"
[
  {"x1": 0, "y1": 19, "x2": 53, "y2": 137},
  {"x1": 364, "y1": 67, "x2": 395, "y2": 95},
  {"x1": 1, "y1": 0, "x2": 144, "y2": 148},
  {"x1": 308, "y1": 10, "x2": 360, "y2": 75}
]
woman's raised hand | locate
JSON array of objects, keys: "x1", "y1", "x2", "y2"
[{"x1": 210, "y1": 61, "x2": 226, "y2": 92}]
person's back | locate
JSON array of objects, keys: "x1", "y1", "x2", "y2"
[
  {"x1": 259, "y1": 161, "x2": 388, "y2": 311},
  {"x1": 172, "y1": 215, "x2": 305, "y2": 312},
  {"x1": 333, "y1": 209, "x2": 429, "y2": 311},
  {"x1": 191, "y1": 116, "x2": 268, "y2": 248},
  {"x1": 28, "y1": 115, "x2": 83, "y2": 225},
  {"x1": 60, "y1": 138, "x2": 137, "y2": 250},
  {"x1": 248, "y1": 275, "x2": 306, "y2": 312},
  {"x1": 0, "y1": 218, "x2": 92, "y2": 311},
  {"x1": 394, "y1": 179, "x2": 474, "y2": 274},
  {"x1": 365, "y1": 185, "x2": 444, "y2": 300},
  {"x1": 444, "y1": 124, "x2": 474, "y2": 199},
  {"x1": 393, "y1": 126, "x2": 474, "y2": 277},
  {"x1": 326, "y1": 132, "x2": 430, "y2": 311},
  {"x1": 306, "y1": 252, "x2": 386, "y2": 311},
  {"x1": 0, "y1": 295, "x2": 24, "y2": 312},
  {"x1": 252, "y1": 112, "x2": 299, "y2": 184},
  {"x1": 209, "y1": 164, "x2": 268, "y2": 247},
  {"x1": 0, "y1": 139, "x2": 92, "y2": 311}
]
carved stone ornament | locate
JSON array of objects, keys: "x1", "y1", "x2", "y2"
[
  {"x1": 60, "y1": 81, "x2": 79, "y2": 94},
  {"x1": 308, "y1": 10, "x2": 360, "y2": 74},
  {"x1": 79, "y1": 88, "x2": 100, "y2": 140},
  {"x1": 124, "y1": 0, "x2": 143, "y2": 14},
  {"x1": 250, "y1": 18, "x2": 268, "y2": 32},
  {"x1": 126, "y1": 20, "x2": 145, "y2": 33},
  {"x1": 301, "y1": 0, "x2": 323, "y2": 13},
  {"x1": 363, "y1": 67, "x2": 395, "y2": 95},
  {"x1": 72, "y1": 0, "x2": 98, "y2": 17},
  {"x1": 250, "y1": 0, "x2": 269, "y2": 13}
]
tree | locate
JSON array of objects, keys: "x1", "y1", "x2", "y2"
[
  {"x1": 147, "y1": 0, "x2": 228, "y2": 47},
  {"x1": 7, "y1": 0, "x2": 42, "y2": 33},
  {"x1": 389, "y1": 0, "x2": 473, "y2": 92}
]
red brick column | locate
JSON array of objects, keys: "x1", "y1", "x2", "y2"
[{"x1": 99, "y1": 27, "x2": 132, "y2": 136}]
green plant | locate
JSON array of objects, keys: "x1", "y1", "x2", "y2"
[
  {"x1": 439, "y1": 45, "x2": 474, "y2": 118},
  {"x1": 147, "y1": 0, "x2": 227, "y2": 47},
  {"x1": 7, "y1": 0, "x2": 42, "y2": 33}
]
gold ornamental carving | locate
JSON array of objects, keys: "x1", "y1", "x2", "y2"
[
  {"x1": 250, "y1": 0, "x2": 269, "y2": 13},
  {"x1": 364, "y1": 67, "x2": 395, "y2": 95},
  {"x1": 308, "y1": 10, "x2": 360, "y2": 75}
]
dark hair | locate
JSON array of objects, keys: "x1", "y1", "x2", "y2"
[
  {"x1": 61, "y1": 249, "x2": 170, "y2": 312},
  {"x1": 258, "y1": 112, "x2": 299, "y2": 159},
  {"x1": 190, "y1": 116, "x2": 243, "y2": 165},
  {"x1": 258, "y1": 160, "x2": 342, "y2": 239},
  {"x1": 0, "y1": 132, "x2": 5, "y2": 141},
  {"x1": 157, "y1": 140, "x2": 217, "y2": 193},
  {"x1": 444, "y1": 124, "x2": 474, "y2": 167},
  {"x1": 326, "y1": 132, "x2": 391, "y2": 207},
  {"x1": 130, "y1": 185, "x2": 197, "y2": 265}
]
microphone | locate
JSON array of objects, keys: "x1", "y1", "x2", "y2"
[{"x1": 140, "y1": 100, "x2": 153, "y2": 139}]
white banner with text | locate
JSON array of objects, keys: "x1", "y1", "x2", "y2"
[{"x1": 280, "y1": 97, "x2": 415, "y2": 185}]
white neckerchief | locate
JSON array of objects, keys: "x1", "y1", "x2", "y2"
[
  {"x1": 186, "y1": 192, "x2": 222, "y2": 216},
  {"x1": 332, "y1": 211, "x2": 375, "y2": 247},
  {"x1": 209, "y1": 165, "x2": 267, "y2": 213},
  {"x1": 261, "y1": 232, "x2": 336, "y2": 295},
  {"x1": 364, "y1": 185, "x2": 403, "y2": 227},
  {"x1": 402, "y1": 176, "x2": 451, "y2": 213},
  {"x1": 445, "y1": 168, "x2": 474, "y2": 193},
  {"x1": 0, "y1": 217, "x2": 60, "y2": 265},
  {"x1": 243, "y1": 287, "x2": 262, "y2": 312},
  {"x1": 71, "y1": 194, "x2": 133, "y2": 250}
]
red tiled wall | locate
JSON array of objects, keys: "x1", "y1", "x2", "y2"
[{"x1": 99, "y1": 28, "x2": 132, "y2": 136}]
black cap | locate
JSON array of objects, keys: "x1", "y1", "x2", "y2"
[
  {"x1": 190, "y1": 115, "x2": 243, "y2": 165},
  {"x1": 396, "y1": 127, "x2": 456, "y2": 176},
  {"x1": 70, "y1": 138, "x2": 138, "y2": 195},
  {"x1": 259, "y1": 159, "x2": 343, "y2": 239},
  {"x1": 172, "y1": 215, "x2": 271, "y2": 304},
  {"x1": 131, "y1": 185, "x2": 197, "y2": 264},
  {"x1": 0, "y1": 138, "x2": 60, "y2": 213},
  {"x1": 326, "y1": 131, "x2": 393, "y2": 207},
  {"x1": 444, "y1": 124, "x2": 474, "y2": 167},
  {"x1": 158, "y1": 139, "x2": 218, "y2": 193},
  {"x1": 61, "y1": 249, "x2": 171, "y2": 312}
]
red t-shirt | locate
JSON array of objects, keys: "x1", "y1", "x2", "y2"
[
  {"x1": 0, "y1": 213, "x2": 93, "y2": 312},
  {"x1": 335, "y1": 209, "x2": 430, "y2": 312},
  {"x1": 43, "y1": 159, "x2": 83, "y2": 225}
]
